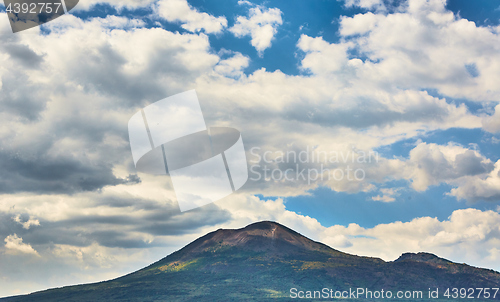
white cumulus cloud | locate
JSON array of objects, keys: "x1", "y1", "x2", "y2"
[
  {"x1": 13, "y1": 215, "x2": 40, "y2": 229},
  {"x1": 4, "y1": 234, "x2": 39, "y2": 256},
  {"x1": 156, "y1": 0, "x2": 228, "y2": 34},
  {"x1": 230, "y1": 6, "x2": 283, "y2": 55}
]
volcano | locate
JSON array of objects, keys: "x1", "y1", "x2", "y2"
[{"x1": 3, "y1": 221, "x2": 500, "y2": 301}]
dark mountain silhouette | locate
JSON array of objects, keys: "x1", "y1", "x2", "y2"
[{"x1": 2, "y1": 221, "x2": 500, "y2": 301}]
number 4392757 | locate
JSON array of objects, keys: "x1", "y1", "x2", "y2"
[
  {"x1": 444, "y1": 288, "x2": 499, "y2": 299},
  {"x1": 5, "y1": 2, "x2": 62, "y2": 14}
]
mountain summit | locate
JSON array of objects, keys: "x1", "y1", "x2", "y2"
[
  {"x1": 3, "y1": 221, "x2": 500, "y2": 301},
  {"x1": 159, "y1": 221, "x2": 339, "y2": 258}
]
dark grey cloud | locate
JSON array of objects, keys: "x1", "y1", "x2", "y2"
[
  {"x1": 0, "y1": 197, "x2": 231, "y2": 249},
  {"x1": 416, "y1": 148, "x2": 494, "y2": 181},
  {"x1": 3, "y1": 44, "x2": 45, "y2": 68},
  {"x1": 0, "y1": 38, "x2": 47, "y2": 120},
  {"x1": 283, "y1": 98, "x2": 450, "y2": 129},
  {"x1": 136, "y1": 205, "x2": 231, "y2": 236},
  {"x1": 0, "y1": 150, "x2": 140, "y2": 194},
  {"x1": 455, "y1": 150, "x2": 494, "y2": 176},
  {"x1": 85, "y1": 230, "x2": 154, "y2": 248},
  {"x1": 64, "y1": 43, "x2": 204, "y2": 108},
  {"x1": 0, "y1": 71, "x2": 48, "y2": 121}
]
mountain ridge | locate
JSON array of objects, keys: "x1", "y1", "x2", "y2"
[{"x1": 3, "y1": 221, "x2": 500, "y2": 301}]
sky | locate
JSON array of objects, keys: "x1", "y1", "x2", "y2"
[{"x1": 0, "y1": 0, "x2": 500, "y2": 297}]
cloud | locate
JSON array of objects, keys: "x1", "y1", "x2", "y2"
[
  {"x1": 353, "y1": 142, "x2": 500, "y2": 202},
  {"x1": 372, "y1": 187, "x2": 402, "y2": 202},
  {"x1": 0, "y1": 150, "x2": 139, "y2": 194},
  {"x1": 448, "y1": 160, "x2": 500, "y2": 202},
  {"x1": 0, "y1": 7, "x2": 491, "y2": 199},
  {"x1": 214, "y1": 52, "x2": 250, "y2": 78},
  {"x1": 238, "y1": 141, "x2": 497, "y2": 202},
  {"x1": 483, "y1": 104, "x2": 500, "y2": 133},
  {"x1": 343, "y1": 0, "x2": 387, "y2": 11},
  {"x1": 0, "y1": 189, "x2": 233, "y2": 295},
  {"x1": 4, "y1": 234, "x2": 39, "y2": 256},
  {"x1": 403, "y1": 142, "x2": 494, "y2": 191},
  {"x1": 0, "y1": 184, "x2": 232, "y2": 248},
  {"x1": 70, "y1": 0, "x2": 155, "y2": 10},
  {"x1": 0, "y1": 15, "x2": 218, "y2": 195},
  {"x1": 237, "y1": 0, "x2": 252, "y2": 6},
  {"x1": 156, "y1": 0, "x2": 227, "y2": 34},
  {"x1": 2, "y1": 44, "x2": 44, "y2": 69},
  {"x1": 339, "y1": 0, "x2": 500, "y2": 102},
  {"x1": 340, "y1": 12, "x2": 381, "y2": 36},
  {"x1": 13, "y1": 215, "x2": 40, "y2": 230},
  {"x1": 0, "y1": 34, "x2": 47, "y2": 121},
  {"x1": 230, "y1": 6, "x2": 283, "y2": 55},
  {"x1": 322, "y1": 208, "x2": 500, "y2": 268},
  {"x1": 297, "y1": 35, "x2": 352, "y2": 74}
]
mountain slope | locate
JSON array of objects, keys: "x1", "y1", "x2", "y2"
[{"x1": 3, "y1": 221, "x2": 500, "y2": 301}]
